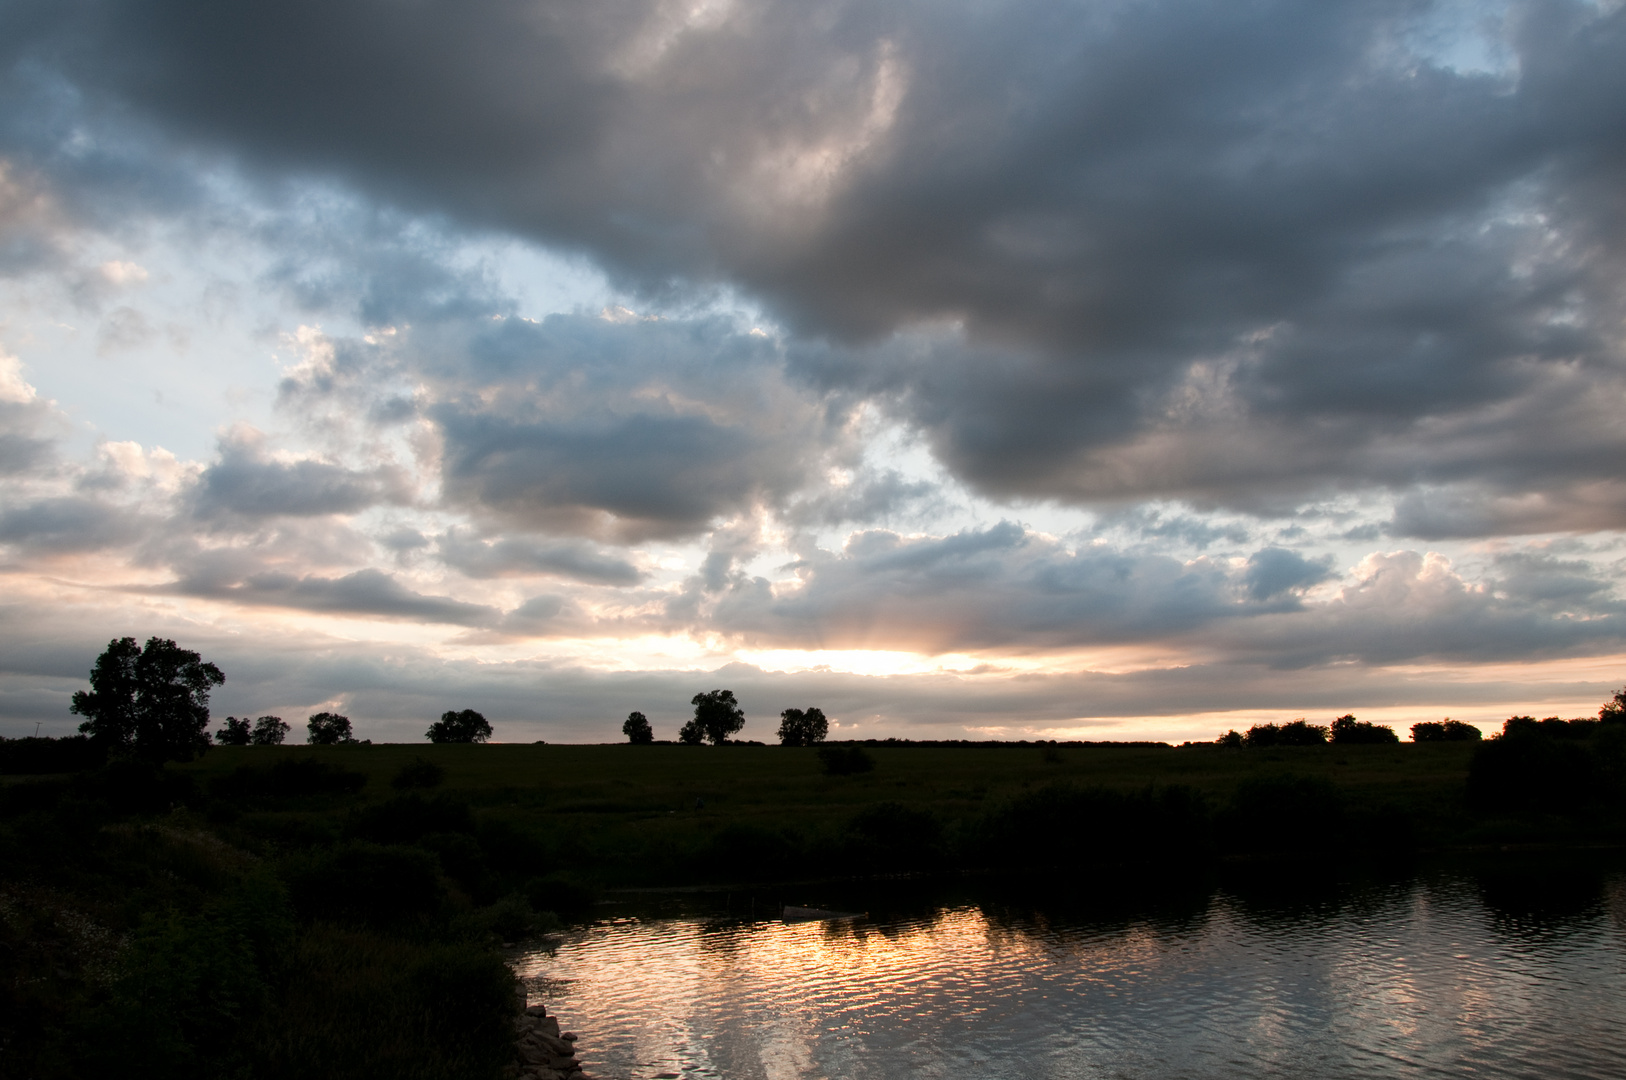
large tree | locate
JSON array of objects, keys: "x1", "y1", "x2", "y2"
[
  {"x1": 777, "y1": 707, "x2": 829, "y2": 747},
  {"x1": 427, "y1": 709, "x2": 493, "y2": 744},
  {"x1": 71, "y1": 636, "x2": 224, "y2": 762},
  {"x1": 306, "y1": 712, "x2": 356, "y2": 745},
  {"x1": 622, "y1": 711, "x2": 654, "y2": 745},
  {"x1": 689, "y1": 690, "x2": 745, "y2": 745}
]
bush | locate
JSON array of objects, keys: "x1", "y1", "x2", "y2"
[
  {"x1": 259, "y1": 925, "x2": 515, "y2": 1080},
  {"x1": 978, "y1": 783, "x2": 1210, "y2": 871},
  {"x1": 348, "y1": 794, "x2": 475, "y2": 845},
  {"x1": 1222, "y1": 773, "x2": 1345, "y2": 853},
  {"x1": 1466, "y1": 719, "x2": 1614, "y2": 814},
  {"x1": 1329, "y1": 715, "x2": 1399, "y2": 744},
  {"x1": 1243, "y1": 720, "x2": 1329, "y2": 747},
  {"x1": 819, "y1": 745, "x2": 875, "y2": 775},
  {"x1": 1410, "y1": 719, "x2": 1482, "y2": 742},
  {"x1": 844, "y1": 802, "x2": 942, "y2": 871},
  {"x1": 391, "y1": 756, "x2": 447, "y2": 790},
  {"x1": 283, "y1": 843, "x2": 448, "y2": 927},
  {"x1": 210, "y1": 758, "x2": 368, "y2": 802},
  {"x1": 0, "y1": 734, "x2": 105, "y2": 774}
]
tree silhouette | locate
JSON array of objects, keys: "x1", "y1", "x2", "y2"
[
  {"x1": 427, "y1": 709, "x2": 493, "y2": 743},
  {"x1": 689, "y1": 690, "x2": 745, "y2": 745},
  {"x1": 622, "y1": 711, "x2": 654, "y2": 744},
  {"x1": 306, "y1": 711, "x2": 356, "y2": 745},
  {"x1": 1329, "y1": 714, "x2": 1399, "y2": 744},
  {"x1": 251, "y1": 715, "x2": 289, "y2": 745},
  {"x1": 71, "y1": 636, "x2": 224, "y2": 762},
  {"x1": 215, "y1": 716, "x2": 252, "y2": 745},
  {"x1": 777, "y1": 707, "x2": 829, "y2": 746}
]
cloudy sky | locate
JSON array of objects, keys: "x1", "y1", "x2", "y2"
[{"x1": 2, "y1": 0, "x2": 1624, "y2": 743}]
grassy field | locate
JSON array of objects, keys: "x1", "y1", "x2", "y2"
[{"x1": 173, "y1": 740, "x2": 1494, "y2": 888}]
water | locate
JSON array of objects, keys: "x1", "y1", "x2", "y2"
[{"x1": 512, "y1": 862, "x2": 1626, "y2": 1080}]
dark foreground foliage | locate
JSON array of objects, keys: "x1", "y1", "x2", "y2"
[{"x1": 0, "y1": 759, "x2": 542, "y2": 1080}]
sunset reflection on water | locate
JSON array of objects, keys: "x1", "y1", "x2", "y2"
[{"x1": 512, "y1": 870, "x2": 1626, "y2": 1080}]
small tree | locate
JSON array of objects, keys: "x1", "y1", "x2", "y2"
[
  {"x1": 1410, "y1": 718, "x2": 1482, "y2": 742},
  {"x1": 427, "y1": 709, "x2": 493, "y2": 744},
  {"x1": 307, "y1": 711, "x2": 355, "y2": 745},
  {"x1": 689, "y1": 690, "x2": 745, "y2": 745},
  {"x1": 1329, "y1": 714, "x2": 1399, "y2": 745},
  {"x1": 677, "y1": 718, "x2": 704, "y2": 745},
  {"x1": 215, "y1": 717, "x2": 252, "y2": 745},
  {"x1": 1216, "y1": 729, "x2": 1244, "y2": 748},
  {"x1": 777, "y1": 707, "x2": 829, "y2": 747},
  {"x1": 1599, "y1": 687, "x2": 1626, "y2": 725},
  {"x1": 251, "y1": 715, "x2": 289, "y2": 745},
  {"x1": 71, "y1": 636, "x2": 225, "y2": 762},
  {"x1": 622, "y1": 711, "x2": 654, "y2": 744}
]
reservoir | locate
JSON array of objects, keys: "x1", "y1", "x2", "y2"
[{"x1": 512, "y1": 860, "x2": 1626, "y2": 1080}]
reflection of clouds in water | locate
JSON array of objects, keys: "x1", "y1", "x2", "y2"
[{"x1": 514, "y1": 875, "x2": 1626, "y2": 1080}]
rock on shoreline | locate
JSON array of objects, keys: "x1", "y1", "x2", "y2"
[{"x1": 507, "y1": 1002, "x2": 586, "y2": 1080}]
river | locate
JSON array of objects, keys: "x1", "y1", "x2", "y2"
[{"x1": 511, "y1": 859, "x2": 1626, "y2": 1079}]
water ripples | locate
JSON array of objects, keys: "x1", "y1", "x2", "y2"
[{"x1": 512, "y1": 870, "x2": 1626, "y2": 1080}]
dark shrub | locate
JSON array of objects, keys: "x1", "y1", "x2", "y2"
[
  {"x1": 1467, "y1": 728, "x2": 1602, "y2": 814},
  {"x1": 261, "y1": 925, "x2": 515, "y2": 1080},
  {"x1": 979, "y1": 783, "x2": 1210, "y2": 871},
  {"x1": 523, "y1": 873, "x2": 599, "y2": 919},
  {"x1": 283, "y1": 842, "x2": 447, "y2": 926},
  {"x1": 210, "y1": 757, "x2": 367, "y2": 801},
  {"x1": 1223, "y1": 774, "x2": 1344, "y2": 853},
  {"x1": 1216, "y1": 730, "x2": 1244, "y2": 748},
  {"x1": 819, "y1": 745, "x2": 875, "y2": 775},
  {"x1": 1243, "y1": 721, "x2": 1327, "y2": 747},
  {"x1": 844, "y1": 802, "x2": 943, "y2": 871},
  {"x1": 418, "y1": 830, "x2": 493, "y2": 901},
  {"x1": 0, "y1": 734, "x2": 105, "y2": 774},
  {"x1": 702, "y1": 822, "x2": 808, "y2": 879},
  {"x1": 90, "y1": 759, "x2": 200, "y2": 815},
  {"x1": 1411, "y1": 719, "x2": 1483, "y2": 742},
  {"x1": 348, "y1": 793, "x2": 475, "y2": 845},
  {"x1": 1329, "y1": 715, "x2": 1399, "y2": 744},
  {"x1": 391, "y1": 756, "x2": 446, "y2": 790}
]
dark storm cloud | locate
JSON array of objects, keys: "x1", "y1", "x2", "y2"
[
  {"x1": 437, "y1": 531, "x2": 646, "y2": 585},
  {"x1": 428, "y1": 312, "x2": 850, "y2": 540},
  {"x1": 6, "y1": 0, "x2": 1626, "y2": 533},
  {"x1": 193, "y1": 433, "x2": 411, "y2": 519}
]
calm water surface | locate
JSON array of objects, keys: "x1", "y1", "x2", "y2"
[{"x1": 512, "y1": 864, "x2": 1626, "y2": 1080}]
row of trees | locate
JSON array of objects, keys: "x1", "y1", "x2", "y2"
[
  {"x1": 622, "y1": 691, "x2": 830, "y2": 746},
  {"x1": 1218, "y1": 691, "x2": 1626, "y2": 748},
  {"x1": 218, "y1": 707, "x2": 493, "y2": 747},
  {"x1": 1216, "y1": 715, "x2": 1405, "y2": 747},
  {"x1": 71, "y1": 636, "x2": 494, "y2": 762}
]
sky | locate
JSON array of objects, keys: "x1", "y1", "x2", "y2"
[{"x1": 2, "y1": 0, "x2": 1625, "y2": 744}]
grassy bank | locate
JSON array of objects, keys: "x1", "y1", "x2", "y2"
[{"x1": 5, "y1": 735, "x2": 1622, "y2": 1078}]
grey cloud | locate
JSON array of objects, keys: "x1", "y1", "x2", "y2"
[
  {"x1": 1212, "y1": 549, "x2": 1625, "y2": 668},
  {"x1": 0, "y1": 495, "x2": 141, "y2": 551},
  {"x1": 6, "y1": 0, "x2": 1626, "y2": 536},
  {"x1": 174, "y1": 567, "x2": 499, "y2": 627},
  {"x1": 430, "y1": 313, "x2": 849, "y2": 540},
  {"x1": 194, "y1": 434, "x2": 411, "y2": 519},
  {"x1": 709, "y1": 522, "x2": 1251, "y2": 652},
  {"x1": 438, "y1": 531, "x2": 646, "y2": 585},
  {"x1": 1243, "y1": 548, "x2": 1334, "y2": 602}
]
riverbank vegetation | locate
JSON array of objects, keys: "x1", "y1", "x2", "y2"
[{"x1": 6, "y1": 643, "x2": 1626, "y2": 1079}]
